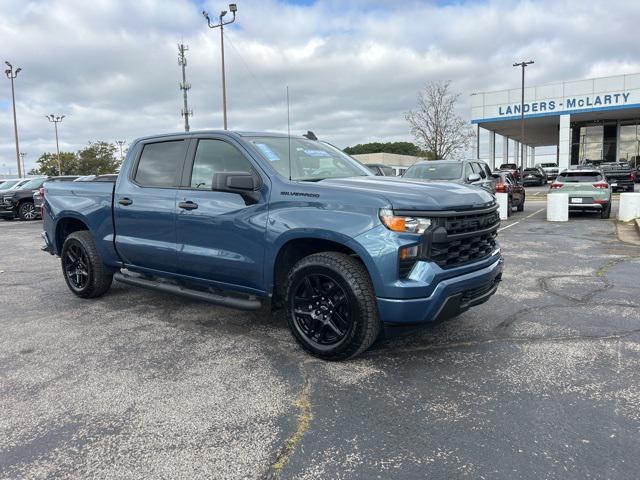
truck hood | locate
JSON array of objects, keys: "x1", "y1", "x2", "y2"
[{"x1": 318, "y1": 176, "x2": 495, "y2": 211}]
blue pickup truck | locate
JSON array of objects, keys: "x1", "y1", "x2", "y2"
[{"x1": 42, "y1": 131, "x2": 503, "y2": 360}]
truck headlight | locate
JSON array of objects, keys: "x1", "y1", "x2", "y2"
[{"x1": 379, "y1": 209, "x2": 431, "y2": 234}]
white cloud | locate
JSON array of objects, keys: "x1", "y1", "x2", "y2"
[{"x1": 1, "y1": 0, "x2": 640, "y2": 174}]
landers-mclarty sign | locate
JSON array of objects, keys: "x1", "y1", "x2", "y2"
[{"x1": 498, "y1": 91, "x2": 632, "y2": 116}]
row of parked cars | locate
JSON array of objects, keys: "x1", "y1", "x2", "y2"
[{"x1": 0, "y1": 174, "x2": 117, "y2": 221}]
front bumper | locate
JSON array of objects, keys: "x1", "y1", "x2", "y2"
[
  {"x1": 377, "y1": 254, "x2": 503, "y2": 325},
  {"x1": 0, "y1": 205, "x2": 16, "y2": 218}
]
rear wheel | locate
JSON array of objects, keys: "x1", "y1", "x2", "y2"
[
  {"x1": 507, "y1": 197, "x2": 512, "y2": 216},
  {"x1": 517, "y1": 193, "x2": 525, "y2": 212},
  {"x1": 601, "y1": 202, "x2": 611, "y2": 219},
  {"x1": 284, "y1": 252, "x2": 381, "y2": 361},
  {"x1": 61, "y1": 231, "x2": 113, "y2": 298},
  {"x1": 18, "y1": 201, "x2": 37, "y2": 221}
]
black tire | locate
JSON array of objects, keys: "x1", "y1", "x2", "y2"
[
  {"x1": 18, "y1": 201, "x2": 37, "y2": 221},
  {"x1": 61, "y1": 230, "x2": 113, "y2": 298},
  {"x1": 284, "y1": 252, "x2": 381, "y2": 361},
  {"x1": 600, "y1": 202, "x2": 611, "y2": 219},
  {"x1": 507, "y1": 198, "x2": 512, "y2": 217},
  {"x1": 517, "y1": 193, "x2": 525, "y2": 212}
]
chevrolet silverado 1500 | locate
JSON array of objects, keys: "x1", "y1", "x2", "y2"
[{"x1": 42, "y1": 131, "x2": 503, "y2": 360}]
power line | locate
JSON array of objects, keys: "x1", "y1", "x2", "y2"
[{"x1": 178, "y1": 43, "x2": 193, "y2": 132}]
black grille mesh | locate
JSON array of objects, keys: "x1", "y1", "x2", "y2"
[{"x1": 432, "y1": 209, "x2": 499, "y2": 268}]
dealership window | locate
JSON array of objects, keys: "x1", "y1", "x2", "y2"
[
  {"x1": 578, "y1": 125, "x2": 603, "y2": 162},
  {"x1": 619, "y1": 123, "x2": 639, "y2": 167}
]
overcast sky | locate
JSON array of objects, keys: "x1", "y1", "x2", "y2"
[{"x1": 1, "y1": 0, "x2": 640, "y2": 174}]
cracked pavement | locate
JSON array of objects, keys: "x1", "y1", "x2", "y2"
[{"x1": 1, "y1": 200, "x2": 639, "y2": 479}]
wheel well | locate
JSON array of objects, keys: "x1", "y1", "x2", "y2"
[
  {"x1": 55, "y1": 218, "x2": 89, "y2": 252},
  {"x1": 272, "y1": 238, "x2": 359, "y2": 306}
]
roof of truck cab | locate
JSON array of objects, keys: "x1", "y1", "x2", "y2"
[{"x1": 133, "y1": 130, "x2": 303, "y2": 143}]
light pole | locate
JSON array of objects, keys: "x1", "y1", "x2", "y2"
[
  {"x1": 46, "y1": 114, "x2": 65, "y2": 175},
  {"x1": 115, "y1": 140, "x2": 126, "y2": 162},
  {"x1": 203, "y1": 3, "x2": 237, "y2": 130},
  {"x1": 5, "y1": 61, "x2": 22, "y2": 177},
  {"x1": 19, "y1": 152, "x2": 26, "y2": 177},
  {"x1": 513, "y1": 60, "x2": 534, "y2": 172}
]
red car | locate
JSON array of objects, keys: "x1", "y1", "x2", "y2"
[{"x1": 493, "y1": 171, "x2": 525, "y2": 215}]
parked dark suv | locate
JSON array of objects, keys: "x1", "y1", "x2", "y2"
[
  {"x1": 402, "y1": 159, "x2": 497, "y2": 194},
  {"x1": 1, "y1": 176, "x2": 78, "y2": 221}
]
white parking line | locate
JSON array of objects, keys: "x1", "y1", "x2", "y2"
[
  {"x1": 497, "y1": 207, "x2": 545, "y2": 233},
  {"x1": 525, "y1": 207, "x2": 545, "y2": 219},
  {"x1": 498, "y1": 221, "x2": 519, "y2": 232}
]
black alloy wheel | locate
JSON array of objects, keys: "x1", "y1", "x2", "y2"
[
  {"x1": 284, "y1": 252, "x2": 381, "y2": 360},
  {"x1": 291, "y1": 273, "x2": 352, "y2": 348},
  {"x1": 63, "y1": 242, "x2": 91, "y2": 292}
]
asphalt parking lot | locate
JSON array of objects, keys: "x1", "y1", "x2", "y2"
[{"x1": 1, "y1": 202, "x2": 639, "y2": 479}]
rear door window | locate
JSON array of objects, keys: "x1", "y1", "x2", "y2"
[{"x1": 134, "y1": 140, "x2": 187, "y2": 187}]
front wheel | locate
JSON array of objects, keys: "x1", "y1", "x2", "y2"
[
  {"x1": 18, "y1": 201, "x2": 37, "y2": 221},
  {"x1": 284, "y1": 252, "x2": 381, "y2": 361},
  {"x1": 61, "y1": 231, "x2": 113, "y2": 298}
]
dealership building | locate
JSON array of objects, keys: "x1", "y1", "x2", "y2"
[{"x1": 472, "y1": 72, "x2": 640, "y2": 170}]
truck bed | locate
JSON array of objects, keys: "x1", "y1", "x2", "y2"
[{"x1": 43, "y1": 181, "x2": 116, "y2": 261}]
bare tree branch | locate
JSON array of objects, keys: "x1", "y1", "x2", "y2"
[{"x1": 405, "y1": 80, "x2": 475, "y2": 160}]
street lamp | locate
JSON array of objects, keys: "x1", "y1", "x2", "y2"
[
  {"x1": 115, "y1": 140, "x2": 126, "y2": 162},
  {"x1": 513, "y1": 60, "x2": 534, "y2": 173},
  {"x1": 46, "y1": 114, "x2": 65, "y2": 175},
  {"x1": 203, "y1": 3, "x2": 238, "y2": 130},
  {"x1": 5, "y1": 61, "x2": 22, "y2": 177},
  {"x1": 19, "y1": 152, "x2": 26, "y2": 177}
]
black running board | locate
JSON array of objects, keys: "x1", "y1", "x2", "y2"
[{"x1": 113, "y1": 272, "x2": 262, "y2": 310}]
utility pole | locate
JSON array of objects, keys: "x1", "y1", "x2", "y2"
[
  {"x1": 203, "y1": 3, "x2": 238, "y2": 130},
  {"x1": 115, "y1": 140, "x2": 126, "y2": 162},
  {"x1": 513, "y1": 60, "x2": 534, "y2": 173},
  {"x1": 4, "y1": 61, "x2": 22, "y2": 177},
  {"x1": 178, "y1": 43, "x2": 193, "y2": 132},
  {"x1": 19, "y1": 152, "x2": 26, "y2": 176},
  {"x1": 46, "y1": 114, "x2": 65, "y2": 175}
]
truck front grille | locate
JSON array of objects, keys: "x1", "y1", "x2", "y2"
[{"x1": 431, "y1": 207, "x2": 500, "y2": 269}]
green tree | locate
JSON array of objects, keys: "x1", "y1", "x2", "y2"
[
  {"x1": 344, "y1": 141, "x2": 434, "y2": 158},
  {"x1": 29, "y1": 152, "x2": 78, "y2": 176},
  {"x1": 76, "y1": 141, "x2": 121, "y2": 175},
  {"x1": 28, "y1": 141, "x2": 121, "y2": 176}
]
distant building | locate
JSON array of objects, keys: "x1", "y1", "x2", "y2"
[
  {"x1": 351, "y1": 152, "x2": 424, "y2": 176},
  {"x1": 472, "y1": 72, "x2": 640, "y2": 170}
]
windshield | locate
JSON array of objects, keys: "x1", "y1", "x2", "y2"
[
  {"x1": 0, "y1": 180, "x2": 20, "y2": 190},
  {"x1": 403, "y1": 163, "x2": 462, "y2": 180},
  {"x1": 20, "y1": 178, "x2": 46, "y2": 190},
  {"x1": 557, "y1": 172, "x2": 603, "y2": 183},
  {"x1": 540, "y1": 163, "x2": 557, "y2": 168},
  {"x1": 246, "y1": 137, "x2": 371, "y2": 181},
  {"x1": 499, "y1": 164, "x2": 518, "y2": 169}
]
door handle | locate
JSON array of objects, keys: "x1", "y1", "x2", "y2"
[
  {"x1": 179, "y1": 201, "x2": 198, "y2": 210},
  {"x1": 118, "y1": 197, "x2": 133, "y2": 206}
]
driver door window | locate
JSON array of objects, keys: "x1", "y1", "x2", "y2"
[{"x1": 191, "y1": 139, "x2": 253, "y2": 190}]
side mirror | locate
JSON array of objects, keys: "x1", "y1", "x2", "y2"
[
  {"x1": 467, "y1": 173, "x2": 481, "y2": 182},
  {"x1": 212, "y1": 171, "x2": 258, "y2": 192}
]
